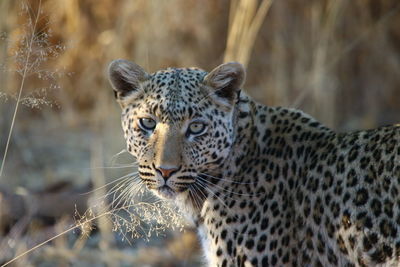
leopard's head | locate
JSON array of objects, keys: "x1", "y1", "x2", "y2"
[{"x1": 108, "y1": 60, "x2": 245, "y2": 203}]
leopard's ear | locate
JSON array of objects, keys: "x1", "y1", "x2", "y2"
[
  {"x1": 108, "y1": 59, "x2": 149, "y2": 104},
  {"x1": 203, "y1": 62, "x2": 246, "y2": 107}
]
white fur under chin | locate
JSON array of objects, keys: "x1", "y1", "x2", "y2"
[
  {"x1": 174, "y1": 191, "x2": 201, "y2": 226},
  {"x1": 152, "y1": 189, "x2": 199, "y2": 226}
]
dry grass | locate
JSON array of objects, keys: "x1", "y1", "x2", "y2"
[
  {"x1": 0, "y1": 0, "x2": 400, "y2": 266},
  {"x1": 0, "y1": 0, "x2": 41, "y2": 178},
  {"x1": 224, "y1": 0, "x2": 273, "y2": 66},
  {"x1": 2, "y1": 0, "x2": 398, "y2": 127}
]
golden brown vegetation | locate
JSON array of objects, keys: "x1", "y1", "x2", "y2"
[{"x1": 0, "y1": 0, "x2": 399, "y2": 266}]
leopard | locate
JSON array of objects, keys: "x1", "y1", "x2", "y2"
[{"x1": 107, "y1": 59, "x2": 400, "y2": 267}]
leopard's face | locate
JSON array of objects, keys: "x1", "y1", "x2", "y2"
[
  {"x1": 120, "y1": 72, "x2": 236, "y2": 199},
  {"x1": 108, "y1": 60, "x2": 245, "y2": 200}
]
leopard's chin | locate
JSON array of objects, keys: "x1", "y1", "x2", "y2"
[{"x1": 154, "y1": 185, "x2": 177, "y2": 200}]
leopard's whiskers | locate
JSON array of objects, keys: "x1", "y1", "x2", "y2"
[
  {"x1": 109, "y1": 177, "x2": 143, "y2": 210},
  {"x1": 196, "y1": 175, "x2": 259, "y2": 197},
  {"x1": 195, "y1": 179, "x2": 233, "y2": 215},
  {"x1": 189, "y1": 184, "x2": 203, "y2": 213},
  {"x1": 198, "y1": 172, "x2": 257, "y2": 185},
  {"x1": 81, "y1": 171, "x2": 138, "y2": 197}
]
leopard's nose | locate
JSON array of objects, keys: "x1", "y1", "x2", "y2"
[{"x1": 155, "y1": 165, "x2": 180, "y2": 180}]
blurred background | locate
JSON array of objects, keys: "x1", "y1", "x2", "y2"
[{"x1": 0, "y1": 0, "x2": 399, "y2": 266}]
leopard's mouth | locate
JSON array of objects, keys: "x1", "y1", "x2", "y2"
[{"x1": 156, "y1": 185, "x2": 177, "y2": 199}]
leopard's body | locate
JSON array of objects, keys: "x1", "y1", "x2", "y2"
[{"x1": 108, "y1": 60, "x2": 400, "y2": 267}]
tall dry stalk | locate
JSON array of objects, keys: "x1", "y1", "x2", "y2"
[
  {"x1": 88, "y1": 137, "x2": 115, "y2": 267},
  {"x1": 0, "y1": 0, "x2": 42, "y2": 179},
  {"x1": 0, "y1": 1, "x2": 11, "y2": 93},
  {"x1": 291, "y1": 0, "x2": 344, "y2": 127},
  {"x1": 224, "y1": 0, "x2": 273, "y2": 67}
]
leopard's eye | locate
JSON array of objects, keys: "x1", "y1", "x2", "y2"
[
  {"x1": 187, "y1": 122, "x2": 207, "y2": 136},
  {"x1": 138, "y1": 118, "x2": 156, "y2": 131}
]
